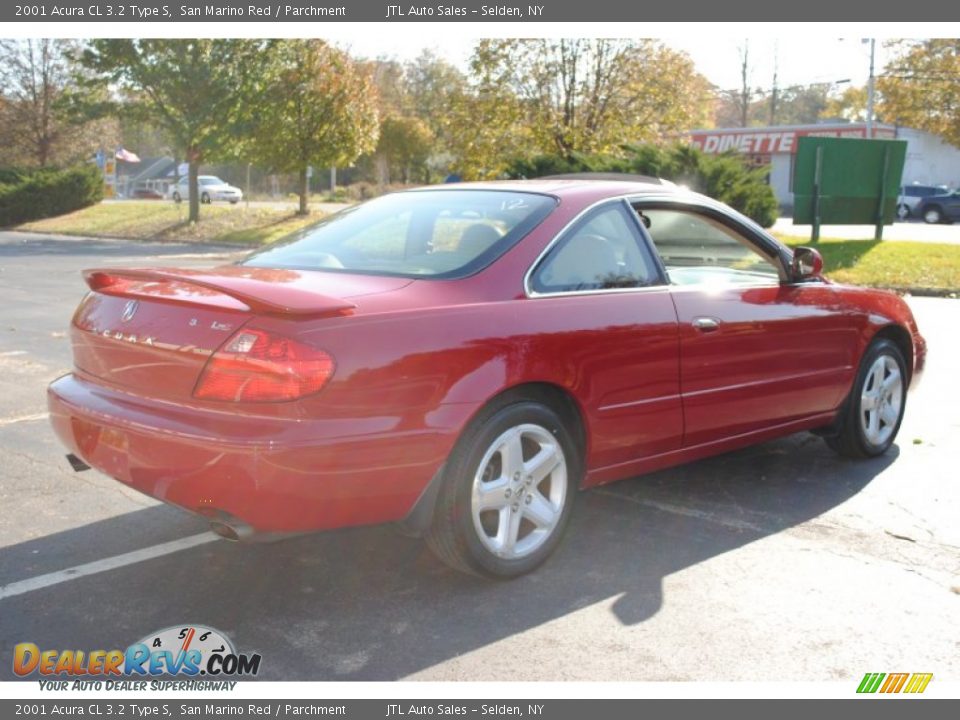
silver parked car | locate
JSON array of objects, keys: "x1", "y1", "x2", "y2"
[
  {"x1": 897, "y1": 183, "x2": 948, "y2": 220},
  {"x1": 170, "y1": 176, "x2": 243, "y2": 205}
]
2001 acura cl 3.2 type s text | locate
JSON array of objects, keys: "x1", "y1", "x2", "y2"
[{"x1": 48, "y1": 178, "x2": 926, "y2": 578}]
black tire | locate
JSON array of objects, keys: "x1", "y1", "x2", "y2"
[
  {"x1": 229, "y1": 200, "x2": 239, "y2": 205},
  {"x1": 825, "y1": 338, "x2": 908, "y2": 458},
  {"x1": 172, "y1": 191, "x2": 182, "y2": 204},
  {"x1": 896, "y1": 203, "x2": 910, "y2": 220},
  {"x1": 923, "y1": 205, "x2": 943, "y2": 224},
  {"x1": 201, "y1": 192, "x2": 211, "y2": 204},
  {"x1": 426, "y1": 401, "x2": 580, "y2": 579}
]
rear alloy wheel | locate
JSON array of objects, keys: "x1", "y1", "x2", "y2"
[
  {"x1": 923, "y1": 206, "x2": 943, "y2": 224},
  {"x1": 172, "y1": 191, "x2": 182, "y2": 204},
  {"x1": 427, "y1": 402, "x2": 578, "y2": 578},
  {"x1": 201, "y1": 192, "x2": 211, "y2": 204},
  {"x1": 896, "y1": 203, "x2": 910, "y2": 220},
  {"x1": 825, "y1": 338, "x2": 907, "y2": 458}
]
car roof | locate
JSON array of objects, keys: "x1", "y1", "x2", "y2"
[
  {"x1": 411, "y1": 177, "x2": 693, "y2": 203},
  {"x1": 903, "y1": 184, "x2": 947, "y2": 191}
]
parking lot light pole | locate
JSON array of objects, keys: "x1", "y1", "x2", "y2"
[{"x1": 865, "y1": 38, "x2": 876, "y2": 139}]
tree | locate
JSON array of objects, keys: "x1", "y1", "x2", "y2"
[
  {"x1": 404, "y1": 50, "x2": 468, "y2": 150},
  {"x1": 469, "y1": 39, "x2": 711, "y2": 159},
  {"x1": 878, "y1": 40, "x2": 960, "y2": 147},
  {"x1": 374, "y1": 115, "x2": 433, "y2": 184},
  {"x1": 79, "y1": 39, "x2": 263, "y2": 222},
  {"x1": 444, "y1": 47, "x2": 535, "y2": 180},
  {"x1": 715, "y1": 82, "x2": 838, "y2": 128},
  {"x1": 368, "y1": 58, "x2": 407, "y2": 116},
  {"x1": 769, "y1": 84, "x2": 831, "y2": 125},
  {"x1": 822, "y1": 85, "x2": 870, "y2": 123},
  {"x1": 0, "y1": 39, "x2": 115, "y2": 167},
  {"x1": 248, "y1": 40, "x2": 379, "y2": 214},
  {"x1": 359, "y1": 52, "x2": 467, "y2": 183}
]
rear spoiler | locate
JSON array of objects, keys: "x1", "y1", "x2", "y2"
[{"x1": 83, "y1": 267, "x2": 356, "y2": 319}]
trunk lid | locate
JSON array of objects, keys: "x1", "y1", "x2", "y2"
[{"x1": 71, "y1": 266, "x2": 405, "y2": 401}]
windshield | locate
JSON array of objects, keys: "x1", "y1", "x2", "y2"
[{"x1": 242, "y1": 190, "x2": 557, "y2": 278}]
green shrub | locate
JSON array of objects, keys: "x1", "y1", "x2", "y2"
[
  {"x1": 0, "y1": 164, "x2": 104, "y2": 227},
  {"x1": 508, "y1": 153, "x2": 610, "y2": 178},
  {"x1": 507, "y1": 144, "x2": 780, "y2": 228},
  {"x1": 0, "y1": 168, "x2": 28, "y2": 186}
]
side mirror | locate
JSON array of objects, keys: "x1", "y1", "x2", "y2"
[{"x1": 791, "y1": 247, "x2": 824, "y2": 281}]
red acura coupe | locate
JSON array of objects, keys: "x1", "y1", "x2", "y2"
[{"x1": 48, "y1": 178, "x2": 926, "y2": 578}]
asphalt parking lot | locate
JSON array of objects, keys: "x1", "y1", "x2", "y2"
[{"x1": 1, "y1": 230, "x2": 958, "y2": 682}]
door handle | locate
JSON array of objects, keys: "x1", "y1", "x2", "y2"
[{"x1": 692, "y1": 317, "x2": 720, "y2": 332}]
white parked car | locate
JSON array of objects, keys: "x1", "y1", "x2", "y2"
[{"x1": 170, "y1": 176, "x2": 243, "y2": 205}]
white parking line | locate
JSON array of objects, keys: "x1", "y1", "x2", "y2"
[
  {"x1": 0, "y1": 351, "x2": 28, "y2": 357},
  {"x1": 0, "y1": 412, "x2": 49, "y2": 427},
  {"x1": 0, "y1": 533, "x2": 218, "y2": 601}
]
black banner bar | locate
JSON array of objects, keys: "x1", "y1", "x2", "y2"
[{"x1": 3, "y1": 0, "x2": 958, "y2": 22}]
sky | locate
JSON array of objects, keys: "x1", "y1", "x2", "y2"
[{"x1": 342, "y1": 35, "x2": 890, "y2": 94}]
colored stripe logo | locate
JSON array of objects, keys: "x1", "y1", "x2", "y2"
[{"x1": 857, "y1": 672, "x2": 932, "y2": 694}]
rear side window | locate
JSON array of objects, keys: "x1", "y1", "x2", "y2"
[
  {"x1": 904, "y1": 186, "x2": 943, "y2": 198},
  {"x1": 530, "y1": 202, "x2": 660, "y2": 294}
]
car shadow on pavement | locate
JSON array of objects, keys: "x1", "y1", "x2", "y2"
[{"x1": 0, "y1": 432, "x2": 897, "y2": 681}]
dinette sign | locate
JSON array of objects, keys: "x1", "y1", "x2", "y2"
[{"x1": 689, "y1": 126, "x2": 897, "y2": 155}]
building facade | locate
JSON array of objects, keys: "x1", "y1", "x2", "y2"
[{"x1": 687, "y1": 123, "x2": 960, "y2": 210}]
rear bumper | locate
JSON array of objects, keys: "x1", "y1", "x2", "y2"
[{"x1": 48, "y1": 374, "x2": 461, "y2": 533}]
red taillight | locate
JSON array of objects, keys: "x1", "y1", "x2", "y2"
[{"x1": 193, "y1": 329, "x2": 334, "y2": 402}]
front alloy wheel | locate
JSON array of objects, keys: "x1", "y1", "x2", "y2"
[
  {"x1": 859, "y1": 354, "x2": 903, "y2": 448},
  {"x1": 427, "y1": 401, "x2": 578, "y2": 578},
  {"x1": 825, "y1": 338, "x2": 907, "y2": 458}
]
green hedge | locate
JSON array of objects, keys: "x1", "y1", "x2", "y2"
[
  {"x1": 0, "y1": 164, "x2": 104, "y2": 227},
  {"x1": 508, "y1": 144, "x2": 780, "y2": 228}
]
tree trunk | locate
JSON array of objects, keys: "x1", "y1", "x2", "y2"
[
  {"x1": 376, "y1": 155, "x2": 389, "y2": 188},
  {"x1": 298, "y1": 166, "x2": 309, "y2": 216},
  {"x1": 188, "y1": 159, "x2": 200, "y2": 224}
]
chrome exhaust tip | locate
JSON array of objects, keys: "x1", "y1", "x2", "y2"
[
  {"x1": 66, "y1": 453, "x2": 91, "y2": 472},
  {"x1": 209, "y1": 521, "x2": 240, "y2": 542},
  {"x1": 205, "y1": 511, "x2": 302, "y2": 544},
  {"x1": 209, "y1": 515, "x2": 255, "y2": 542}
]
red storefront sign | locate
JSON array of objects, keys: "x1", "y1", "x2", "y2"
[{"x1": 689, "y1": 126, "x2": 896, "y2": 155}]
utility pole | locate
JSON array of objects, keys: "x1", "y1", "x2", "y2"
[
  {"x1": 865, "y1": 38, "x2": 876, "y2": 138},
  {"x1": 739, "y1": 41, "x2": 750, "y2": 127},
  {"x1": 769, "y1": 42, "x2": 779, "y2": 126}
]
